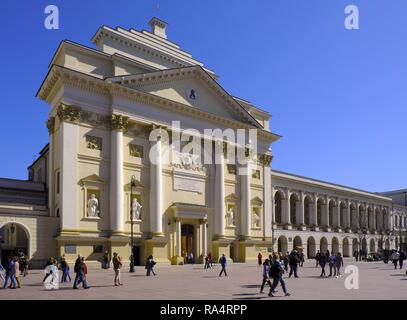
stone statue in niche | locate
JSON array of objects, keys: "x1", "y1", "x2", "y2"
[
  {"x1": 87, "y1": 194, "x2": 100, "y2": 217},
  {"x1": 253, "y1": 210, "x2": 260, "y2": 227},
  {"x1": 226, "y1": 207, "x2": 235, "y2": 226},
  {"x1": 132, "y1": 197, "x2": 142, "y2": 220}
]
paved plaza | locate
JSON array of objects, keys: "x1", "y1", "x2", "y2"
[{"x1": 0, "y1": 258, "x2": 406, "y2": 300}]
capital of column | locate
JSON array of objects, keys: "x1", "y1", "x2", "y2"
[
  {"x1": 46, "y1": 116, "x2": 55, "y2": 134},
  {"x1": 110, "y1": 114, "x2": 129, "y2": 131},
  {"x1": 57, "y1": 103, "x2": 82, "y2": 123}
]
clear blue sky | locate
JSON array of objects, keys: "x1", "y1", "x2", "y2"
[{"x1": 0, "y1": 0, "x2": 406, "y2": 192}]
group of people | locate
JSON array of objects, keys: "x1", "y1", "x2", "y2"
[
  {"x1": 203, "y1": 252, "x2": 214, "y2": 269},
  {"x1": 389, "y1": 249, "x2": 406, "y2": 270},
  {"x1": 315, "y1": 250, "x2": 344, "y2": 277},
  {"x1": 1, "y1": 252, "x2": 29, "y2": 289},
  {"x1": 260, "y1": 254, "x2": 291, "y2": 297}
]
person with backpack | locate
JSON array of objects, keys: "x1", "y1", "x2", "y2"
[
  {"x1": 112, "y1": 252, "x2": 123, "y2": 286},
  {"x1": 328, "y1": 252, "x2": 337, "y2": 277},
  {"x1": 269, "y1": 254, "x2": 291, "y2": 297},
  {"x1": 288, "y1": 250, "x2": 299, "y2": 278},
  {"x1": 219, "y1": 254, "x2": 227, "y2": 277},
  {"x1": 260, "y1": 259, "x2": 272, "y2": 294},
  {"x1": 145, "y1": 255, "x2": 157, "y2": 276},
  {"x1": 319, "y1": 253, "x2": 327, "y2": 277}
]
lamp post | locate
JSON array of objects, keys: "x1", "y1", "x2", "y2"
[{"x1": 129, "y1": 175, "x2": 136, "y2": 273}]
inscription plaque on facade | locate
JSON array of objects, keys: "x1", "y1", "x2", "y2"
[{"x1": 173, "y1": 175, "x2": 203, "y2": 193}]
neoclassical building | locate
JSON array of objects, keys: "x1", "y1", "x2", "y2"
[{"x1": 0, "y1": 18, "x2": 406, "y2": 266}]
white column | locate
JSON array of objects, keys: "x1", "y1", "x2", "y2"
[
  {"x1": 241, "y1": 161, "x2": 251, "y2": 238},
  {"x1": 150, "y1": 135, "x2": 163, "y2": 235},
  {"x1": 110, "y1": 129, "x2": 124, "y2": 233},
  {"x1": 346, "y1": 201, "x2": 351, "y2": 229},
  {"x1": 60, "y1": 121, "x2": 78, "y2": 231},
  {"x1": 201, "y1": 219, "x2": 207, "y2": 255},
  {"x1": 263, "y1": 166, "x2": 272, "y2": 238},
  {"x1": 312, "y1": 194, "x2": 318, "y2": 227},
  {"x1": 285, "y1": 189, "x2": 291, "y2": 225},
  {"x1": 271, "y1": 186, "x2": 275, "y2": 225},
  {"x1": 214, "y1": 142, "x2": 225, "y2": 238},
  {"x1": 299, "y1": 192, "x2": 305, "y2": 225},
  {"x1": 47, "y1": 125, "x2": 54, "y2": 214},
  {"x1": 322, "y1": 197, "x2": 329, "y2": 227},
  {"x1": 175, "y1": 218, "x2": 181, "y2": 256}
]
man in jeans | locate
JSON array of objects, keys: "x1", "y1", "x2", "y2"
[
  {"x1": 269, "y1": 254, "x2": 290, "y2": 297},
  {"x1": 112, "y1": 252, "x2": 123, "y2": 286},
  {"x1": 218, "y1": 254, "x2": 227, "y2": 277},
  {"x1": 2, "y1": 256, "x2": 17, "y2": 289},
  {"x1": 73, "y1": 255, "x2": 89, "y2": 289}
]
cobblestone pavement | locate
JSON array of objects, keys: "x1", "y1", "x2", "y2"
[{"x1": 0, "y1": 258, "x2": 406, "y2": 300}]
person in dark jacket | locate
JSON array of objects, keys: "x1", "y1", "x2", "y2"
[
  {"x1": 269, "y1": 254, "x2": 290, "y2": 297},
  {"x1": 335, "y1": 252, "x2": 344, "y2": 277},
  {"x1": 260, "y1": 259, "x2": 272, "y2": 294},
  {"x1": 73, "y1": 255, "x2": 89, "y2": 289},
  {"x1": 315, "y1": 250, "x2": 321, "y2": 267},
  {"x1": 2, "y1": 256, "x2": 17, "y2": 289},
  {"x1": 288, "y1": 250, "x2": 299, "y2": 278},
  {"x1": 283, "y1": 252, "x2": 289, "y2": 271},
  {"x1": 319, "y1": 253, "x2": 327, "y2": 277},
  {"x1": 146, "y1": 255, "x2": 157, "y2": 276},
  {"x1": 258, "y1": 253, "x2": 263, "y2": 266},
  {"x1": 219, "y1": 254, "x2": 227, "y2": 277},
  {"x1": 398, "y1": 250, "x2": 406, "y2": 269},
  {"x1": 60, "y1": 257, "x2": 71, "y2": 283},
  {"x1": 328, "y1": 253, "x2": 337, "y2": 277},
  {"x1": 102, "y1": 251, "x2": 110, "y2": 269}
]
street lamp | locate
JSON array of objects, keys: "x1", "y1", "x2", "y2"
[{"x1": 129, "y1": 175, "x2": 136, "y2": 273}]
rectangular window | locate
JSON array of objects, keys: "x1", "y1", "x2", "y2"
[
  {"x1": 64, "y1": 244, "x2": 77, "y2": 254},
  {"x1": 93, "y1": 245, "x2": 103, "y2": 253},
  {"x1": 129, "y1": 144, "x2": 144, "y2": 158},
  {"x1": 86, "y1": 135, "x2": 102, "y2": 150}
]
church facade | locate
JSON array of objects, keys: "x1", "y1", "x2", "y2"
[{"x1": 1, "y1": 18, "x2": 406, "y2": 266}]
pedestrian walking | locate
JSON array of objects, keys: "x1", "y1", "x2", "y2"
[
  {"x1": 42, "y1": 257, "x2": 54, "y2": 283},
  {"x1": 102, "y1": 251, "x2": 110, "y2": 269},
  {"x1": 315, "y1": 250, "x2": 321, "y2": 267},
  {"x1": 208, "y1": 252, "x2": 213, "y2": 268},
  {"x1": 260, "y1": 259, "x2": 272, "y2": 294},
  {"x1": 390, "y1": 250, "x2": 400, "y2": 269},
  {"x1": 258, "y1": 253, "x2": 263, "y2": 266},
  {"x1": 299, "y1": 250, "x2": 305, "y2": 267},
  {"x1": 335, "y1": 252, "x2": 344, "y2": 277},
  {"x1": 11, "y1": 257, "x2": 21, "y2": 288},
  {"x1": 319, "y1": 253, "x2": 327, "y2": 277},
  {"x1": 73, "y1": 255, "x2": 89, "y2": 289},
  {"x1": 2, "y1": 256, "x2": 17, "y2": 289},
  {"x1": 283, "y1": 252, "x2": 289, "y2": 271},
  {"x1": 218, "y1": 254, "x2": 227, "y2": 277},
  {"x1": 398, "y1": 250, "x2": 406, "y2": 269},
  {"x1": 145, "y1": 255, "x2": 157, "y2": 276},
  {"x1": 288, "y1": 250, "x2": 299, "y2": 278},
  {"x1": 269, "y1": 254, "x2": 290, "y2": 297},
  {"x1": 60, "y1": 257, "x2": 71, "y2": 283},
  {"x1": 112, "y1": 253, "x2": 123, "y2": 286},
  {"x1": 204, "y1": 254, "x2": 209, "y2": 269},
  {"x1": 328, "y1": 252, "x2": 337, "y2": 277},
  {"x1": 353, "y1": 250, "x2": 359, "y2": 262}
]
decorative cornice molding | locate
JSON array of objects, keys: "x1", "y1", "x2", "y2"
[{"x1": 258, "y1": 153, "x2": 273, "y2": 166}]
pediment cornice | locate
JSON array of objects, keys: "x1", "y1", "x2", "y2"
[{"x1": 37, "y1": 65, "x2": 280, "y2": 142}]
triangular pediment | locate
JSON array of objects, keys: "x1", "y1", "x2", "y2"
[
  {"x1": 107, "y1": 66, "x2": 261, "y2": 128},
  {"x1": 79, "y1": 174, "x2": 105, "y2": 186}
]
